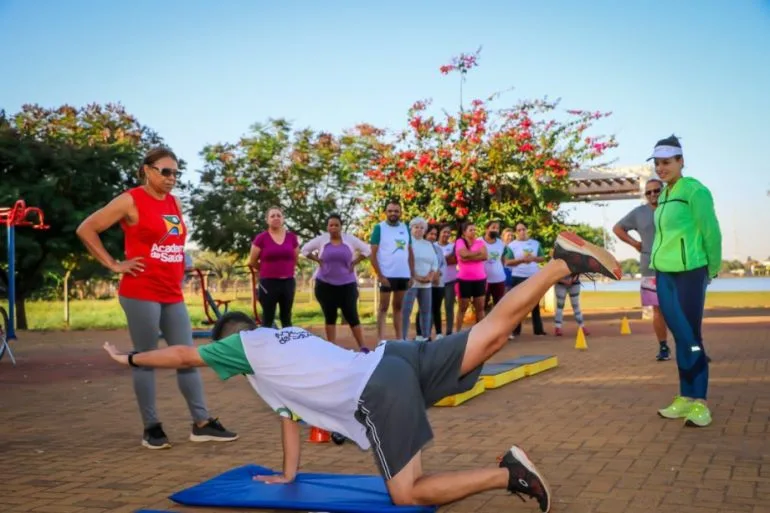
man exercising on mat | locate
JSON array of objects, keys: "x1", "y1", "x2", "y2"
[{"x1": 103, "y1": 232, "x2": 622, "y2": 512}]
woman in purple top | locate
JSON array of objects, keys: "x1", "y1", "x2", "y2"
[
  {"x1": 248, "y1": 206, "x2": 299, "y2": 328},
  {"x1": 301, "y1": 214, "x2": 371, "y2": 349}
]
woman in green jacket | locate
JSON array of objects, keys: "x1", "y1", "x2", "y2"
[{"x1": 649, "y1": 135, "x2": 722, "y2": 428}]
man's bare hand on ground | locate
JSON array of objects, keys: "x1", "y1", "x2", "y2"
[
  {"x1": 103, "y1": 342, "x2": 129, "y2": 365},
  {"x1": 254, "y1": 474, "x2": 294, "y2": 484}
]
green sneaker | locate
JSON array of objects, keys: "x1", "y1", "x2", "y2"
[
  {"x1": 657, "y1": 396, "x2": 693, "y2": 419},
  {"x1": 684, "y1": 402, "x2": 712, "y2": 427}
]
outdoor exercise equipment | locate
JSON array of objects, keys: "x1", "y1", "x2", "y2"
[
  {"x1": 0, "y1": 200, "x2": 49, "y2": 351},
  {"x1": 0, "y1": 306, "x2": 11, "y2": 365},
  {"x1": 185, "y1": 265, "x2": 261, "y2": 338}
]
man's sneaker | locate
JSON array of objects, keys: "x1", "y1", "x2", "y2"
[
  {"x1": 189, "y1": 417, "x2": 239, "y2": 443},
  {"x1": 498, "y1": 445, "x2": 551, "y2": 512},
  {"x1": 658, "y1": 396, "x2": 693, "y2": 419},
  {"x1": 656, "y1": 345, "x2": 671, "y2": 361},
  {"x1": 142, "y1": 423, "x2": 171, "y2": 450},
  {"x1": 684, "y1": 401, "x2": 712, "y2": 427},
  {"x1": 553, "y1": 232, "x2": 623, "y2": 281}
]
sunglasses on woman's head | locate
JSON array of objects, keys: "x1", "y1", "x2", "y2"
[
  {"x1": 150, "y1": 165, "x2": 182, "y2": 178},
  {"x1": 645, "y1": 188, "x2": 661, "y2": 196}
]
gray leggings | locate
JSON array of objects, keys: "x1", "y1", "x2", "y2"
[
  {"x1": 401, "y1": 287, "x2": 432, "y2": 340},
  {"x1": 119, "y1": 296, "x2": 209, "y2": 428},
  {"x1": 554, "y1": 282, "x2": 584, "y2": 327}
]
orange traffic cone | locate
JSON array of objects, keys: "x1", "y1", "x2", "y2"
[{"x1": 308, "y1": 426, "x2": 331, "y2": 443}]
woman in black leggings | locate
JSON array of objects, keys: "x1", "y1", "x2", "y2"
[
  {"x1": 249, "y1": 206, "x2": 299, "y2": 328},
  {"x1": 301, "y1": 214, "x2": 371, "y2": 349}
]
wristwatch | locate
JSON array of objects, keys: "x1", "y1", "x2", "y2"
[{"x1": 128, "y1": 351, "x2": 140, "y2": 367}]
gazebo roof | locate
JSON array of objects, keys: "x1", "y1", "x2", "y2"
[{"x1": 568, "y1": 164, "x2": 655, "y2": 201}]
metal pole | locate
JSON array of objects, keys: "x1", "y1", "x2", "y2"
[{"x1": 7, "y1": 225, "x2": 16, "y2": 340}]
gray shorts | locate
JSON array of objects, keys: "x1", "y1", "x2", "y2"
[{"x1": 354, "y1": 331, "x2": 483, "y2": 480}]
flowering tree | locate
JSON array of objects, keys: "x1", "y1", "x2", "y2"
[{"x1": 360, "y1": 49, "x2": 618, "y2": 247}]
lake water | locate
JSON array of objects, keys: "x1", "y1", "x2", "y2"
[{"x1": 587, "y1": 276, "x2": 770, "y2": 293}]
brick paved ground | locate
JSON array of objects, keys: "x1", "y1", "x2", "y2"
[{"x1": 1, "y1": 308, "x2": 769, "y2": 513}]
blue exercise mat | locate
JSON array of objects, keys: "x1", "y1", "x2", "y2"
[{"x1": 169, "y1": 464, "x2": 437, "y2": 513}]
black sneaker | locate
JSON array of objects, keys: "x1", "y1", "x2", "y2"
[
  {"x1": 656, "y1": 345, "x2": 671, "y2": 361},
  {"x1": 553, "y1": 232, "x2": 622, "y2": 281},
  {"x1": 142, "y1": 423, "x2": 171, "y2": 450},
  {"x1": 189, "y1": 417, "x2": 239, "y2": 443},
  {"x1": 498, "y1": 445, "x2": 551, "y2": 512}
]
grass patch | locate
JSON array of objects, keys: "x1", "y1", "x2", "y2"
[{"x1": 3, "y1": 290, "x2": 768, "y2": 332}]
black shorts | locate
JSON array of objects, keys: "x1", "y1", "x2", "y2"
[
  {"x1": 379, "y1": 277, "x2": 410, "y2": 292},
  {"x1": 314, "y1": 280, "x2": 360, "y2": 326},
  {"x1": 354, "y1": 331, "x2": 483, "y2": 480},
  {"x1": 458, "y1": 278, "x2": 486, "y2": 299}
]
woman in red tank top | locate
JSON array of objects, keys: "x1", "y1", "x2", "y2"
[{"x1": 77, "y1": 147, "x2": 237, "y2": 449}]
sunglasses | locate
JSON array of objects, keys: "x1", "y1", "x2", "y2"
[
  {"x1": 645, "y1": 188, "x2": 661, "y2": 196},
  {"x1": 150, "y1": 165, "x2": 182, "y2": 178}
]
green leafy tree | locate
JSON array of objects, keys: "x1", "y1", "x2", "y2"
[
  {"x1": 0, "y1": 103, "x2": 171, "y2": 328},
  {"x1": 566, "y1": 223, "x2": 613, "y2": 249},
  {"x1": 620, "y1": 258, "x2": 641, "y2": 276},
  {"x1": 720, "y1": 259, "x2": 745, "y2": 274},
  {"x1": 188, "y1": 119, "x2": 371, "y2": 256}
]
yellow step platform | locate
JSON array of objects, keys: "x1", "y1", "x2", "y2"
[
  {"x1": 481, "y1": 362, "x2": 528, "y2": 389},
  {"x1": 434, "y1": 377, "x2": 486, "y2": 407},
  {"x1": 434, "y1": 355, "x2": 558, "y2": 406},
  {"x1": 481, "y1": 355, "x2": 558, "y2": 388}
]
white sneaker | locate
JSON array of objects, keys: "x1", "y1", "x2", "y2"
[
  {"x1": 435, "y1": 334, "x2": 445, "y2": 340},
  {"x1": 415, "y1": 335, "x2": 428, "y2": 342}
]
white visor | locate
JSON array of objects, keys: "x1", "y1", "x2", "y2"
[{"x1": 647, "y1": 145, "x2": 683, "y2": 161}]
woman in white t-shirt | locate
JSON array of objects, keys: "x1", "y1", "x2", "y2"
[
  {"x1": 414, "y1": 224, "x2": 448, "y2": 340},
  {"x1": 482, "y1": 220, "x2": 507, "y2": 312},
  {"x1": 400, "y1": 217, "x2": 438, "y2": 340},
  {"x1": 436, "y1": 224, "x2": 457, "y2": 336},
  {"x1": 504, "y1": 222, "x2": 547, "y2": 336}
]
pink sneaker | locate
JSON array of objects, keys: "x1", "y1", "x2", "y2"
[
  {"x1": 580, "y1": 326, "x2": 590, "y2": 336},
  {"x1": 554, "y1": 327, "x2": 563, "y2": 336}
]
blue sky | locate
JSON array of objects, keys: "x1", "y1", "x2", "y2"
[{"x1": 2, "y1": 0, "x2": 769, "y2": 262}]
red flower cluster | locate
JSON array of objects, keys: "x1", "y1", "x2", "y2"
[{"x1": 439, "y1": 48, "x2": 481, "y2": 75}]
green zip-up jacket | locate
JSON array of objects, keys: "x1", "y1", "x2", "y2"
[{"x1": 650, "y1": 176, "x2": 722, "y2": 278}]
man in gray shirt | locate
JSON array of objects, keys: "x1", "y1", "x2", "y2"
[{"x1": 613, "y1": 178, "x2": 670, "y2": 361}]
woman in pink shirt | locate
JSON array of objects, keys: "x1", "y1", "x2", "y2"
[
  {"x1": 454, "y1": 221, "x2": 488, "y2": 332},
  {"x1": 248, "y1": 206, "x2": 299, "y2": 328}
]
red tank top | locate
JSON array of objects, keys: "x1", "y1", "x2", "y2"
[{"x1": 118, "y1": 187, "x2": 186, "y2": 303}]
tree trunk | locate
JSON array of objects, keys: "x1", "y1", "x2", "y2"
[{"x1": 15, "y1": 291, "x2": 27, "y2": 330}]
